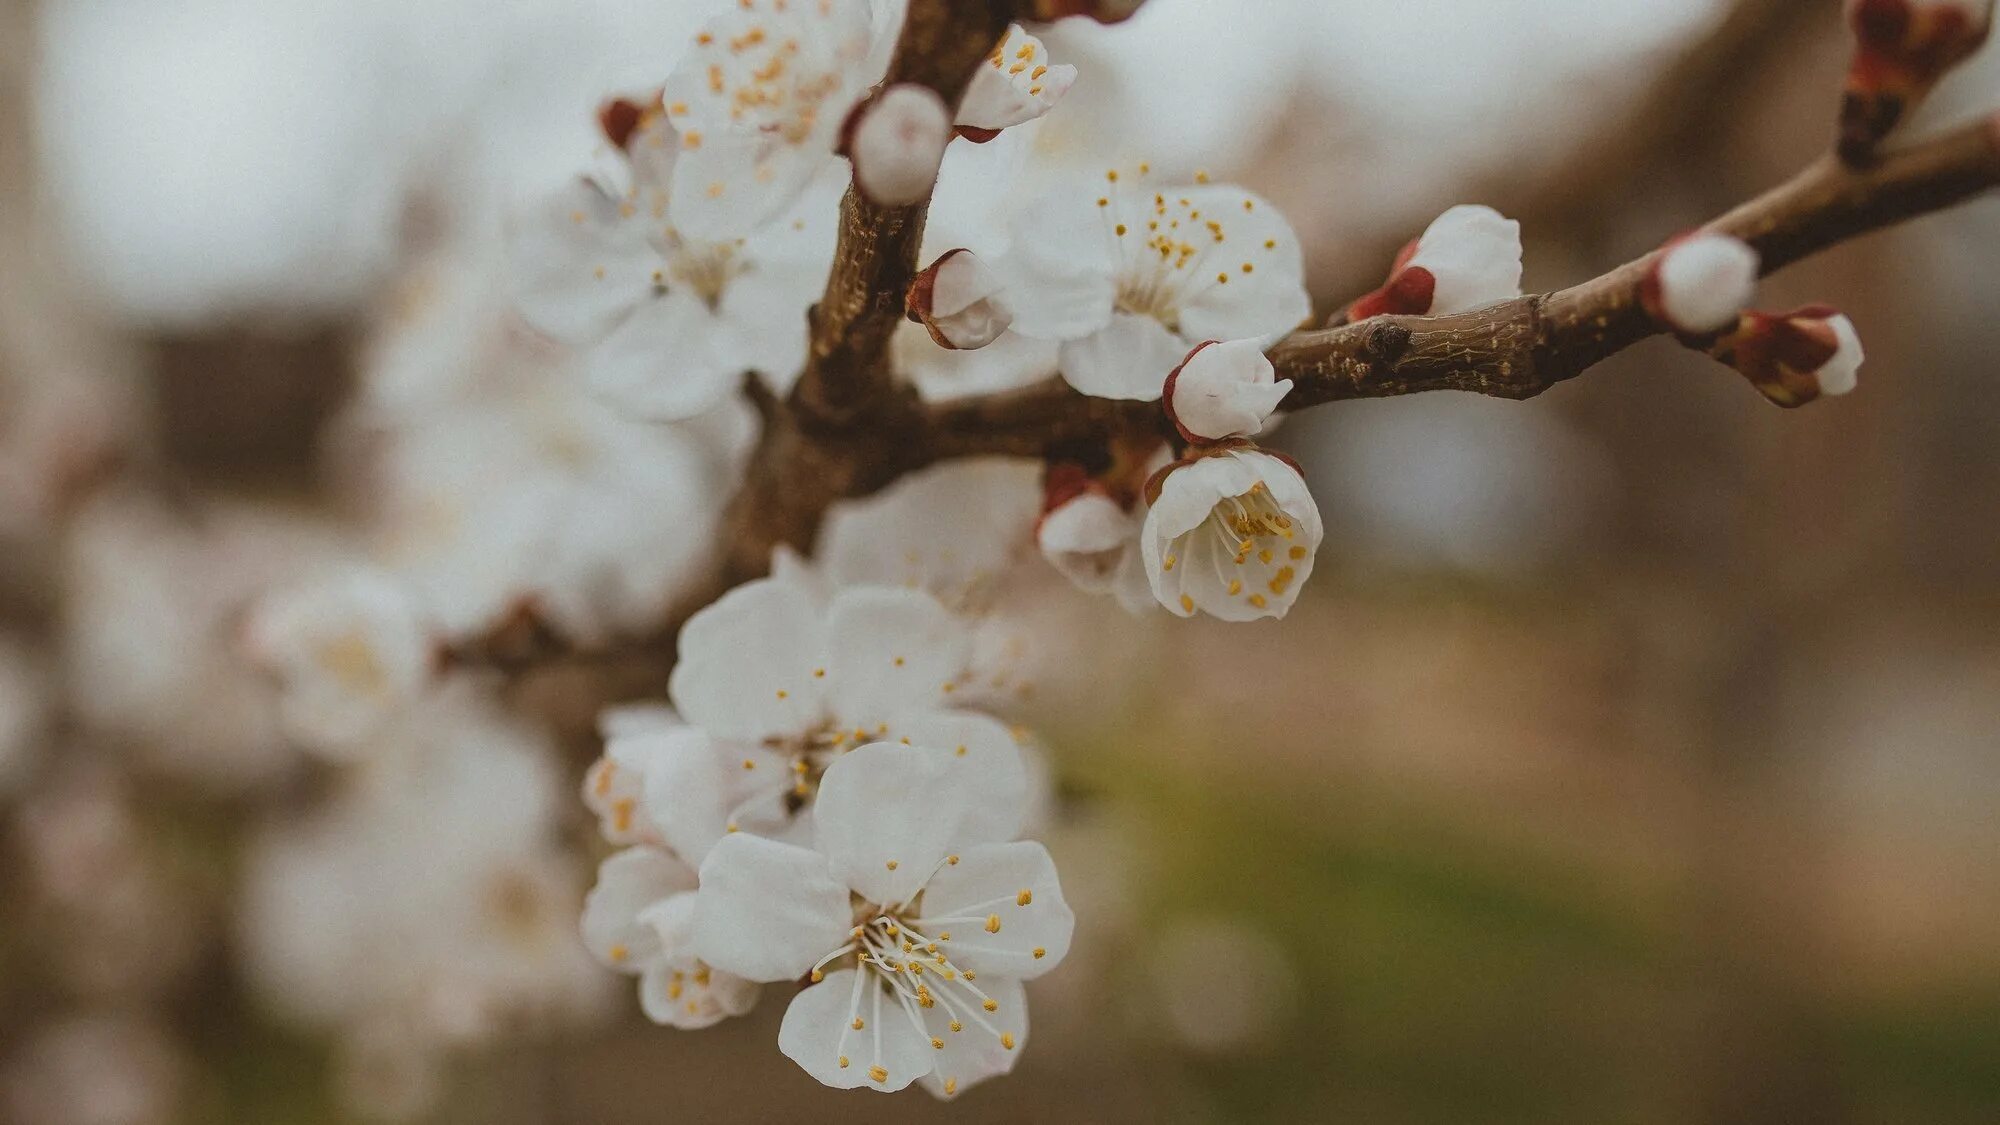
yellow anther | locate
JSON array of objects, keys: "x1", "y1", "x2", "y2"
[
  {"x1": 852, "y1": 1017, "x2": 864, "y2": 1030},
  {"x1": 1033, "y1": 947, "x2": 1047, "y2": 959},
  {"x1": 985, "y1": 914, "x2": 1001, "y2": 933},
  {"x1": 1179, "y1": 594, "x2": 1195, "y2": 613},
  {"x1": 838, "y1": 1056, "x2": 850, "y2": 1069},
  {"x1": 1227, "y1": 579, "x2": 1242, "y2": 596},
  {"x1": 982, "y1": 998, "x2": 998, "y2": 1012},
  {"x1": 1016, "y1": 889, "x2": 1033, "y2": 906},
  {"x1": 869, "y1": 1065, "x2": 888, "y2": 1083},
  {"x1": 931, "y1": 1037, "x2": 945, "y2": 1049},
  {"x1": 609, "y1": 943, "x2": 629, "y2": 963},
  {"x1": 1001, "y1": 1032, "x2": 1016, "y2": 1050},
  {"x1": 1249, "y1": 594, "x2": 1268, "y2": 608},
  {"x1": 947, "y1": 855, "x2": 959, "y2": 865},
  {"x1": 885, "y1": 860, "x2": 899, "y2": 871}
]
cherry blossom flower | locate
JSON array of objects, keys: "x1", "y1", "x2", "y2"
[
  {"x1": 1035, "y1": 443, "x2": 1170, "y2": 613},
  {"x1": 908, "y1": 249, "x2": 1014, "y2": 351},
  {"x1": 1344, "y1": 204, "x2": 1523, "y2": 321},
  {"x1": 956, "y1": 25, "x2": 1077, "y2": 142},
  {"x1": 661, "y1": 0, "x2": 879, "y2": 240},
  {"x1": 1163, "y1": 338, "x2": 1292, "y2": 442},
  {"x1": 1006, "y1": 171, "x2": 1310, "y2": 401},
  {"x1": 240, "y1": 567, "x2": 437, "y2": 756},
  {"x1": 691, "y1": 742, "x2": 1073, "y2": 1096},
  {"x1": 508, "y1": 113, "x2": 836, "y2": 419},
  {"x1": 658, "y1": 578, "x2": 1030, "y2": 859},
  {"x1": 815, "y1": 458, "x2": 1043, "y2": 610},
  {"x1": 583, "y1": 704, "x2": 682, "y2": 847},
  {"x1": 849, "y1": 85, "x2": 952, "y2": 206},
  {"x1": 581, "y1": 846, "x2": 760, "y2": 1028},
  {"x1": 1642, "y1": 232, "x2": 1761, "y2": 336},
  {"x1": 1142, "y1": 448, "x2": 1324, "y2": 621},
  {"x1": 1711, "y1": 305, "x2": 1866, "y2": 407}
]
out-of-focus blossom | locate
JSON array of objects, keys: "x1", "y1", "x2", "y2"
[
  {"x1": 580, "y1": 846, "x2": 760, "y2": 1027},
  {"x1": 661, "y1": 0, "x2": 879, "y2": 240},
  {"x1": 850, "y1": 85, "x2": 952, "y2": 207},
  {"x1": 3, "y1": 1013, "x2": 186, "y2": 1125},
  {"x1": 1142, "y1": 448, "x2": 1323, "y2": 622},
  {"x1": 691, "y1": 743, "x2": 1073, "y2": 1097},
  {"x1": 1145, "y1": 917, "x2": 1297, "y2": 1055},
  {"x1": 1642, "y1": 232, "x2": 1761, "y2": 336},
  {"x1": 956, "y1": 25, "x2": 1077, "y2": 142},
  {"x1": 1007, "y1": 172, "x2": 1309, "y2": 401},
  {"x1": 815, "y1": 458, "x2": 1044, "y2": 610},
  {"x1": 1344, "y1": 204, "x2": 1523, "y2": 321},
  {"x1": 1164, "y1": 338, "x2": 1292, "y2": 442}
]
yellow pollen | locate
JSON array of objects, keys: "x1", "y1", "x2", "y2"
[
  {"x1": 945, "y1": 1078, "x2": 958, "y2": 1095},
  {"x1": 950, "y1": 1020, "x2": 963, "y2": 1032},
  {"x1": 609, "y1": 943, "x2": 629, "y2": 963},
  {"x1": 1265, "y1": 239, "x2": 1277, "y2": 249},
  {"x1": 931, "y1": 1037, "x2": 945, "y2": 1050},
  {"x1": 810, "y1": 969, "x2": 823, "y2": 982},
  {"x1": 1163, "y1": 554, "x2": 1177, "y2": 571},
  {"x1": 682, "y1": 130, "x2": 703, "y2": 149},
  {"x1": 813, "y1": 667, "x2": 825, "y2": 678},
  {"x1": 1180, "y1": 594, "x2": 1195, "y2": 613},
  {"x1": 852, "y1": 1017, "x2": 864, "y2": 1030},
  {"x1": 885, "y1": 860, "x2": 899, "y2": 871},
  {"x1": 1259, "y1": 549, "x2": 1273, "y2": 564},
  {"x1": 1001, "y1": 1033, "x2": 1016, "y2": 1050},
  {"x1": 742, "y1": 758, "x2": 757, "y2": 770},
  {"x1": 1016, "y1": 889, "x2": 1033, "y2": 906},
  {"x1": 1227, "y1": 579, "x2": 1243, "y2": 596},
  {"x1": 838, "y1": 1056, "x2": 850, "y2": 1069},
  {"x1": 1290, "y1": 545, "x2": 1307, "y2": 560},
  {"x1": 983, "y1": 998, "x2": 998, "y2": 1012},
  {"x1": 1033, "y1": 947, "x2": 1047, "y2": 959},
  {"x1": 1106, "y1": 170, "x2": 1119, "y2": 182},
  {"x1": 955, "y1": 744, "x2": 968, "y2": 757},
  {"x1": 1115, "y1": 223, "x2": 1128, "y2": 236},
  {"x1": 869, "y1": 1066, "x2": 888, "y2": 1083},
  {"x1": 775, "y1": 689, "x2": 788, "y2": 700},
  {"x1": 893, "y1": 656, "x2": 905, "y2": 667},
  {"x1": 1249, "y1": 594, "x2": 1268, "y2": 608},
  {"x1": 947, "y1": 855, "x2": 959, "y2": 866},
  {"x1": 984, "y1": 914, "x2": 1001, "y2": 933}
]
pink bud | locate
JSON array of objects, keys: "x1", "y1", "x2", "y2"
[
  {"x1": 1642, "y1": 232, "x2": 1761, "y2": 336},
  {"x1": 907, "y1": 249, "x2": 1014, "y2": 351},
  {"x1": 848, "y1": 85, "x2": 951, "y2": 207}
]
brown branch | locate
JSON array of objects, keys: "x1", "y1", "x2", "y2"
[
  {"x1": 916, "y1": 114, "x2": 2000, "y2": 457},
  {"x1": 789, "y1": 0, "x2": 1013, "y2": 424}
]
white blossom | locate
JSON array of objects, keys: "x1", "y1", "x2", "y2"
[
  {"x1": 850, "y1": 85, "x2": 952, "y2": 207},
  {"x1": 1649, "y1": 232, "x2": 1760, "y2": 335},
  {"x1": 1164, "y1": 338, "x2": 1292, "y2": 442},
  {"x1": 660, "y1": 0, "x2": 879, "y2": 240},
  {"x1": 1006, "y1": 172, "x2": 1310, "y2": 401},
  {"x1": 1038, "y1": 489, "x2": 1141, "y2": 596},
  {"x1": 908, "y1": 249, "x2": 1014, "y2": 351},
  {"x1": 580, "y1": 846, "x2": 760, "y2": 1028},
  {"x1": 240, "y1": 567, "x2": 437, "y2": 756},
  {"x1": 656, "y1": 578, "x2": 1029, "y2": 861},
  {"x1": 815, "y1": 458, "x2": 1043, "y2": 610},
  {"x1": 1142, "y1": 449, "x2": 1324, "y2": 621},
  {"x1": 691, "y1": 742, "x2": 1073, "y2": 1096},
  {"x1": 956, "y1": 25, "x2": 1077, "y2": 140}
]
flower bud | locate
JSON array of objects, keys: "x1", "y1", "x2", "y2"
[
  {"x1": 1641, "y1": 232, "x2": 1761, "y2": 336},
  {"x1": 1710, "y1": 305, "x2": 1865, "y2": 407},
  {"x1": 1162, "y1": 339, "x2": 1292, "y2": 443},
  {"x1": 847, "y1": 84, "x2": 951, "y2": 207},
  {"x1": 907, "y1": 249, "x2": 1014, "y2": 351},
  {"x1": 1038, "y1": 486, "x2": 1139, "y2": 594},
  {"x1": 1345, "y1": 205, "x2": 1522, "y2": 322},
  {"x1": 1841, "y1": 0, "x2": 1994, "y2": 163}
]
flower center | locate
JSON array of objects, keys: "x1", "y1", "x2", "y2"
[
  {"x1": 1164, "y1": 481, "x2": 1306, "y2": 612},
  {"x1": 663, "y1": 235, "x2": 749, "y2": 309}
]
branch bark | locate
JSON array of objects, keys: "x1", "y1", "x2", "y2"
[{"x1": 918, "y1": 115, "x2": 2000, "y2": 457}]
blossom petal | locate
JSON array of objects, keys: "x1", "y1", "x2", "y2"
[
  {"x1": 638, "y1": 955, "x2": 761, "y2": 1029},
  {"x1": 1175, "y1": 187, "x2": 1310, "y2": 346},
  {"x1": 915, "y1": 841, "x2": 1072, "y2": 981},
  {"x1": 581, "y1": 847, "x2": 698, "y2": 970},
  {"x1": 918, "y1": 976, "x2": 1028, "y2": 1100},
  {"x1": 887, "y1": 709, "x2": 1029, "y2": 846},
  {"x1": 585, "y1": 296, "x2": 740, "y2": 422},
  {"x1": 816, "y1": 459, "x2": 1042, "y2": 610},
  {"x1": 639, "y1": 727, "x2": 792, "y2": 866},
  {"x1": 778, "y1": 969, "x2": 935, "y2": 1091},
  {"x1": 669, "y1": 578, "x2": 830, "y2": 742},
  {"x1": 508, "y1": 178, "x2": 657, "y2": 342},
  {"x1": 666, "y1": 129, "x2": 832, "y2": 243},
  {"x1": 813, "y1": 742, "x2": 978, "y2": 906},
  {"x1": 823, "y1": 587, "x2": 970, "y2": 730},
  {"x1": 1058, "y1": 312, "x2": 1189, "y2": 401},
  {"x1": 692, "y1": 834, "x2": 849, "y2": 983}
]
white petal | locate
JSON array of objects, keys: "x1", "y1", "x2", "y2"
[
  {"x1": 1817, "y1": 314, "x2": 1864, "y2": 396},
  {"x1": 508, "y1": 178, "x2": 656, "y2": 342},
  {"x1": 1656, "y1": 233, "x2": 1759, "y2": 335},
  {"x1": 915, "y1": 841, "x2": 1072, "y2": 981},
  {"x1": 813, "y1": 742, "x2": 978, "y2": 906},
  {"x1": 823, "y1": 587, "x2": 970, "y2": 730},
  {"x1": 669, "y1": 578, "x2": 830, "y2": 742},
  {"x1": 638, "y1": 953, "x2": 762, "y2": 1029},
  {"x1": 581, "y1": 847, "x2": 698, "y2": 970},
  {"x1": 918, "y1": 976, "x2": 1028, "y2": 1100},
  {"x1": 585, "y1": 296, "x2": 741, "y2": 422},
  {"x1": 885, "y1": 709, "x2": 1030, "y2": 846},
  {"x1": 668, "y1": 138, "x2": 834, "y2": 244},
  {"x1": 1406, "y1": 204, "x2": 1524, "y2": 316},
  {"x1": 1172, "y1": 187, "x2": 1310, "y2": 346},
  {"x1": 1003, "y1": 188, "x2": 1117, "y2": 341},
  {"x1": 1038, "y1": 491, "x2": 1139, "y2": 594},
  {"x1": 816, "y1": 459, "x2": 1042, "y2": 609},
  {"x1": 778, "y1": 969, "x2": 935, "y2": 1091},
  {"x1": 957, "y1": 25, "x2": 1076, "y2": 133},
  {"x1": 638, "y1": 728, "x2": 792, "y2": 866},
  {"x1": 692, "y1": 833, "x2": 850, "y2": 983},
  {"x1": 1059, "y1": 312, "x2": 1190, "y2": 401}
]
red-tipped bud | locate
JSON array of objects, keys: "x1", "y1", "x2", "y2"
[
  {"x1": 1344, "y1": 205, "x2": 1521, "y2": 323},
  {"x1": 1024, "y1": 0, "x2": 1149, "y2": 24},
  {"x1": 1840, "y1": 0, "x2": 1994, "y2": 163},
  {"x1": 1162, "y1": 339, "x2": 1292, "y2": 444},
  {"x1": 846, "y1": 84, "x2": 951, "y2": 207},
  {"x1": 907, "y1": 249, "x2": 1014, "y2": 351},
  {"x1": 1641, "y1": 232, "x2": 1761, "y2": 336},
  {"x1": 1710, "y1": 305, "x2": 1866, "y2": 407}
]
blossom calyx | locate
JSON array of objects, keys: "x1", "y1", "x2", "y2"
[
  {"x1": 907, "y1": 249, "x2": 1014, "y2": 351},
  {"x1": 1162, "y1": 339, "x2": 1292, "y2": 443},
  {"x1": 1640, "y1": 232, "x2": 1761, "y2": 336},
  {"x1": 1709, "y1": 305, "x2": 1866, "y2": 407}
]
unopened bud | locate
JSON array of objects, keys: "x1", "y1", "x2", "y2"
[
  {"x1": 1641, "y1": 232, "x2": 1761, "y2": 336},
  {"x1": 848, "y1": 85, "x2": 951, "y2": 207},
  {"x1": 1710, "y1": 305, "x2": 1866, "y2": 407},
  {"x1": 907, "y1": 249, "x2": 1014, "y2": 350},
  {"x1": 1038, "y1": 486, "x2": 1139, "y2": 594},
  {"x1": 1840, "y1": 0, "x2": 1994, "y2": 163},
  {"x1": 1162, "y1": 339, "x2": 1292, "y2": 443},
  {"x1": 1345, "y1": 205, "x2": 1522, "y2": 322}
]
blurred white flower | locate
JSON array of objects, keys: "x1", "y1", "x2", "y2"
[
  {"x1": 1164, "y1": 338, "x2": 1292, "y2": 442},
  {"x1": 691, "y1": 742, "x2": 1073, "y2": 1097},
  {"x1": 3, "y1": 1013, "x2": 185, "y2": 1125},
  {"x1": 662, "y1": 0, "x2": 880, "y2": 240},
  {"x1": 850, "y1": 85, "x2": 952, "y2": 207},
  {"x1": 1142, "y1": 449, "x2": 1323, "y2": 622},
  {"x1": 1007, "y1": 174, "x2": 1309, "y2": 401},
  {"x1": 956, "y1": 25, "x2": 1077, "y2": 141},
  {"x1": 1146, "y1": 916, "x2": 1296, "y2": 1055},
  {"x1": 815, "y1": 458, "x2": 1044, "y2": 610},
  {"x1": 241, "y1": 567, "x2": 437, "y2": 757},
  {"x1": 1346, "y1": 204, "x2": 1523, "y2": 321},
  {"x1": 580, "y1": 846, "x2": 760, "y2": 1028}
]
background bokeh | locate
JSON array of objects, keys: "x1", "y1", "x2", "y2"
[{"x1": 4, "y1": 0, "x2": 1999, "y2": 1122}]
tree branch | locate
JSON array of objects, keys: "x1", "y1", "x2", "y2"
[{"x1": 916, "y1": 114, "x2": 2000, "y2": 457}]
